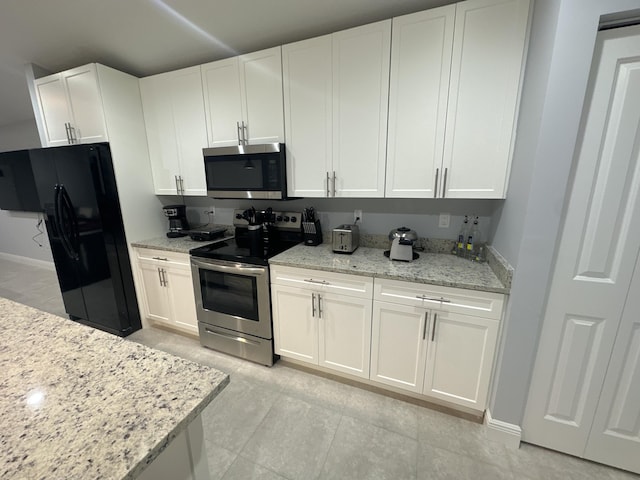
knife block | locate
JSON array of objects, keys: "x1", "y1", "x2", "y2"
[{"x1": 303, "y1": 220, "x2": 323, "y2": 246}]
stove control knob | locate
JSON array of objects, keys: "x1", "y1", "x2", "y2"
[
  {"x1": 290, "y1": 216, "x2": 297, "y2": 223},
  {"x1": 276, "y1": 215, "x2": 283, "y2": 222},
  {"x1": 283, "y1": 216, "x2": 290, "y2": 222}
]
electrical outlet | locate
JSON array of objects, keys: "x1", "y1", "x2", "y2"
[
  {"x1": 439, "y1": 213, "x2": 450, "y2": 228},
  {"x1": 354, "y1": 209, "x2": 363, "y2": 223}
]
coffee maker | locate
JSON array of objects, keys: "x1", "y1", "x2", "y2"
[{"x1": 163, "y1": 204, "x2": 190, "y2": 238}]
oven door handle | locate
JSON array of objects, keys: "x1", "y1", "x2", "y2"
[{"x1": 191, "y1": 258, "x2": 266, "y2": 276}]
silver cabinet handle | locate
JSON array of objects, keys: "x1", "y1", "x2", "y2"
[
  {"x1": 304, "y1": 279, "x2": 329, "y2": 285},
  {"x1": 65, "y1": 123, "x2": 71, "y2": 144},
  {"x1": 332, "y1": 171, "x2": 336, "y2": 197},
  {"x1": 312, "y1": 293, "x2": 316, "y2": 317},
  {"x1": 152, "y1": 256, "x2": 169, "y2": 261},
  {"x1": 242, "y1": 121, "x2": 248, "y2": 145},
  {"x1": 162, "y1": 268, "x2": 168, "y2": 287},
  {"x1": 318, "y1": 294, "x2": 323, "y2": 319},
  {"x1": 434, "y1": 168, "x2": 439, "y2": 198},
  {"x1": 442, "y1": 168, "x2": 448, "y2": 198},
  {"x1": 237, "y1": 121, "x2": 242, "y2": 145},
  {"x1": 415, "y1": 295, "x2": 451, "y2": 303},
  {"x1": 179, "y1": 176, "x2": 185, "y2": 195},
  {"x1": 326, "y1": 172, "x2": 330, "y2": 197},
  {"x1": 174, "y1": 175, "x2": 180, "y2": 194},
  {"x1": 69, "y1": 124, "x2": 77, "y2": 144},
  {"x1": 431, "y1": 313, "x2": 438, "y2": 342},
  {"x1": 423, "y1": 311, "x2": 429, "y2": 340},
  {"x1": 157, "y1": 268, "x2": 163, "y2": 286}
]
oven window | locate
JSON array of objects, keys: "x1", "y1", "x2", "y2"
[{"x1": 199, "y1": 269, "x2": 259, "y2": 321}]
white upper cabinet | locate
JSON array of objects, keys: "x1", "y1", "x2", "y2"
[
  {"x1": 385, "y1": 6, "x2": 455, "y2": 198},
  {"x1": 139, "y1": 66, "x2": 208, "y2": 196},
  {"x1": 442, "y1": 0, "x2": 530, "y2": 198},
  {"x1": 202, "y1": 46, "x2": 284, "y2": 147},
  {"x1": 34, "y1": 64, "x2": 108, "y2": 147},
  {"x1": 332, "y1": 20, "x2": 391, "y2": 198},
  {"x1": 283, "y1": 35, "x2": 333, "y2": 197},
  {"x1": 283, "y1": 21, "x2": 391, "y2": 198}
]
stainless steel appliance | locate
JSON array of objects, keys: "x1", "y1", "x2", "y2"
[
  {"x1": 385, "y1": 226, "x2": 420, "y2": 262},
  {"x1": 202, "y1": 143, "x2": 290, "y2": 199},
  {"x1": 190, "y1": 208, "x2": 302, "y2": 365},
  {"x1": 332, "y1": 224, "x2": 360, "y2": 253},
  {"x1": 163, "y1": 204, "x2": 190, "y2": 238}
]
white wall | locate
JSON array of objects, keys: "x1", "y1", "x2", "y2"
[
  {"x1": 489, "y1": 0, "x2": 640, "y2": 427},
  {"x1": 0, "y1": 118, "x2": 53, "y2": 263}
]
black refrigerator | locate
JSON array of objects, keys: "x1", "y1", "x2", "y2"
[{"x1": 28, "y1": 143, "x2": 141, "y2": 336}]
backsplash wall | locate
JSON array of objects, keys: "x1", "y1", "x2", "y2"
[{"x1": 161, "y1": 196, "x2": 503, "y2": 244}]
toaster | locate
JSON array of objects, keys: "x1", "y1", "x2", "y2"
[{"x1": 332, "y1": 224, "x2": 360, "y2": 253}]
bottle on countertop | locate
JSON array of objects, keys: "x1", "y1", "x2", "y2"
[
  {"x1": 456, "y1": 215, "x2": 469, "y2": 257},
  {"x1": 466, "y1": 216, "x2": 481, "y2": 257}
]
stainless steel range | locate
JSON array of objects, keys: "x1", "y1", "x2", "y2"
[{"x1": 190, "y1": 208, "x2": 302, "y2": 366}]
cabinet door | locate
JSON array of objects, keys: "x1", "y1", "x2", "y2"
[
  {"x1": 34, "y1": 74, "x2": 72, "y2": 147},
  {"x1": 332, "y1": 20, "x2": 391, "y2": 197},
  {"x1": 164, "y1": 263, "x2": 199, "y2": 334},
  {"x1": 271, "y1": 284, "x2": 318, "y2": 364},
  {"x1": 282, "y1": 36, "x2": 333, "y2": 197},
  {"x1": 140, "y1": 66, "x2": 207, "y2": 195},
  {"x1": 239, "y1": 47, "x2": 285, "y2": 145},
  {"x1": 386, "y1": 6, "x2": 455, "y2": 198},
  {"x1": 138, "y1": 260, "x2": 171, "y2": 323},
  {"x1": 318, "y1": 292, "x2": 372, "y2": 379},
  {"x1": 63, "y1": 64, "x2": 108, "y2": 144},
  {"x1": 442, "y1": 0, "x2": 530, "y2": 198},
  {"x1": 202, "y1": 57, "x2": 244, "y2": 147},
  {"x1": 370, "y1": 301, "x2": 429, "y2": 393},
  {"x1": 423, "y1": 311, "x2": 498, "y2": 409}
]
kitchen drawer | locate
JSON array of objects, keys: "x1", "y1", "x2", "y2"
[
  {"x1": 373, "y1": 278, "x2": 504, "y2": 320},
  {"x1": 135, "y1": 248, "x2": 190, "y2": 267},
  {"x1": 270, "y1": 265, "x2": 373, "y2": 299}
]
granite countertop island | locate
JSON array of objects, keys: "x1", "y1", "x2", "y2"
[
  {"x1": 0, "y1": 298, "x2": 229, "y2": 480},
  {"x1": 269, "y1": 243, "x2": 511, "y2": 294}
]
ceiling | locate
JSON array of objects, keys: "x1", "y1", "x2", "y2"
[{"x1": 0, "y1": 0, "x2": 452, "y2": 128}]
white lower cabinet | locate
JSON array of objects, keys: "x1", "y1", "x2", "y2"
[
  {"x1": 135, "y1": 249, "x2": 199, "y2": 335},
  {"x1": 270, "y1": 266, "x2": 373, "y2": 378},
  {"x1": 371, "y1": 278, "x2": 502, "y2": 410}
]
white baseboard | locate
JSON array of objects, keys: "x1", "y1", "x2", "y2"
[
  {"x1": 0, "y1": 252, "x2": 55, "y2": 271},
  {"x1": 485, "y1": 409, "x2": 522, "y2": 449}
]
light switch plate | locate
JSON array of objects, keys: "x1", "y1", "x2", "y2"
[{"x1": 439, "y1": 213, "x2": 450, "y2": 228}]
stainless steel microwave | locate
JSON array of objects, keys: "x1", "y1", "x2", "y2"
[{"x1": 203, "y1": 143, "x2": 289, "y2": 199}]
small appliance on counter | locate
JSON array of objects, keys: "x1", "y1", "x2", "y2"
[
  {"x1": 163, "y1": 204, "x2": 190, "y2": 238},
  {"x1": 332, "y1": 224, "x2": 359, "y2": 253},
  {"x1": 188, "y1": 226, "x2": 228, "y2": 242},
  {"x1": 385, "y1": 226, "x2": 420, "y2": 262},
  {"x1": 302, "y1": 207, "x2": 323, "y2": 246}
]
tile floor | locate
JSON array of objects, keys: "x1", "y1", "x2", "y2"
[{"x1": 1, "y1": 255, "x2": 638, "y2": 480}]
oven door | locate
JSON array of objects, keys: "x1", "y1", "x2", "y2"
[{"x1": 190, "y1": 257, "x2": 272, "y2": 339}]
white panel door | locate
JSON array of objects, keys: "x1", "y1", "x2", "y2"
[
  {"x1": 370, "y1": 301, "x2": 428, "y2": 393},
  {"x1": 332, "y1": 20, "x2": 391, "y2": 198},
  {"x1": 271, "y1": 284, "x2": 318, "y2": 364},
  {"x1": 318, "y1": 292, "x2": 372, "y2": 379},
  {"x1": 282, "y1": 35, "x2": 333, "y2": 197},
  {"x1": 165, "y1": 263, "x2": 199, "y2": 334},
  {"x1": 423, "y1": 312, "x2": 498, "y2": 410},
  {"x1": 585, "y1": 251, "x2": 640, "y2": 473},
  {"x1": 442, "y1": 0, "x2": 529, "y2": 198},
  {"x1": 63, "y1": 64, "x2": 108, "y2": 144},
  {"x1": 523, "y1": 25, "x2": 640, "y2": 467},
  {"x1": 34, "y1": 74, "x2": 71, "y2": 147},
  {"x1": 202, "y1": 57, "x2": 243, "y2": 147},
  {"x1": 239, "y1": 47, "x2": 285, "y2": 145},
  {"x1": 385, "y1": 6, "x2": 455, "y2": 198}
]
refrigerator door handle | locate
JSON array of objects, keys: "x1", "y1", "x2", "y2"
[
  {"x1": 59, "y1": 185, "x2": 80, "y2": 260},
  {"x1": 54, "y1": 184, "x2": 75, "y2": 260}
]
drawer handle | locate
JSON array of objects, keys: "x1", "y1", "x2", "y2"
[
  {"x1": 153, "y1": 256, "x2": 169, "y2": 261},
  {"x1": 415, "y1": 295, "x2": 451, "y2": 303},
  {"x1": 304, "y1": 278, "x2": 329, "y2": 285}
]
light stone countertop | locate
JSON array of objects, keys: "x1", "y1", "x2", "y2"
[
  {"x1": 0, "y1": 298, "x2": 229, "y2": 480},
  {"x1": 269, "y1": 243, "x2": 509, "y2": 294}
]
